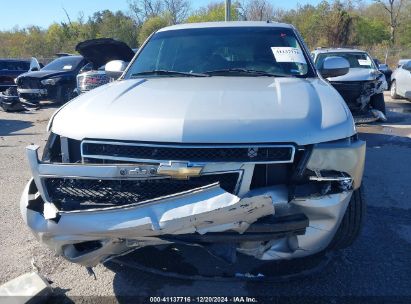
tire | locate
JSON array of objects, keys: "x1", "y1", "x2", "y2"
[
  {"x1": 390, "y1": 80, "x2": 399, "y2": 99},
  {"x1": 327, "y1": 188, "x2": 366, "y2": 250},
  {"x1": 56, "y1": 85, "x2": 74, "y2": 104},
  {"x1": 370, "y1": 92, "x2": 386, "y2": 115}
]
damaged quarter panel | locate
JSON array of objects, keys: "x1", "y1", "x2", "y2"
[{"x1": 21, "y1": 22, "x2": 366, "y2": 268}]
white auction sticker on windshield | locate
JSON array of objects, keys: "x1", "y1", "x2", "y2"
[
  {"x1": 358, "y1": 59, "x2": 371, "y2": 66},
  {"x1": 271, "y1": 47, "x2": 306, "y2": 64},
  {"x1": 63, "y1": 65, "x2": 72, "y2": 70}
]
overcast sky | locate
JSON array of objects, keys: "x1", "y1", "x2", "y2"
[{"x1": 0, "y1": 0, "x2": 326, "y2": 30}]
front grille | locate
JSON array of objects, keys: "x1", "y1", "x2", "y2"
[
  {"x1": 82, "y1": 141, "x2": 294, "y2": 163},
  {"x1": 19, "y1": 78, "x2": 42, "y2": 89},
  {"x1": 331, "y1": 80, "x2": 377, "y2": 110},
  {"x1": 45, "y1": 172, "x2": 240, "y2": 211}
]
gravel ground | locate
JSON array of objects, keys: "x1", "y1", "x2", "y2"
[{"x1": 0, "y1": 92, "x2": 410, "y2": 302}]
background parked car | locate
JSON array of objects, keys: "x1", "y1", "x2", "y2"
[
  {"x1": 397, "y1": 59, "x2": 411, "y2": 67},
  {"x1": 373, "y1": 58, "x2": 392, "y2": 89},
  {"x1": 0, "y1": 58, "x2": 41, "y2": 92},
  {"x1": 74, "y1": 38, "x2": 135, "y2": 95},
  {"x1": 312, "y1": 48, "x2": 387, "y2": 122},
  {"x1": 391, "y1": 59, "x2": 411, "y2": 100},
  {"x1": 0, "y1": 58, "x2": 41, "y2": 111},
  {"x1": 16, "y1": 55, "x2": 87, "y2": 105}
]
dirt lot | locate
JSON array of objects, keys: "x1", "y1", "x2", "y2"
[{"x1": 1, "y1": 92, "x2": 411, "y2": 302}]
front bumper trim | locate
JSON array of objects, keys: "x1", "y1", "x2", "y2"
[{"x1": 17, "y1": 88, "x2": 47, "y2": 95}]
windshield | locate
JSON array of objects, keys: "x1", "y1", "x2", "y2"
[
  {"x1": 315, "y1": 52, "x2": 376, "y2": 70},
  {"x1": 42, "y1": 56, "x2": 83, "y2": 71},
  {"x1": 0, "y1": 61, "x2": 30, "y2": 71},
  {"x1": 125, "y1": 27, "x2": 314, "y2": 78}
]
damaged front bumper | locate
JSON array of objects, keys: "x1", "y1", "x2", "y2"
[
  {"x1": 21, "y1": 139, "x2": 365, "y2": 267},
  {"x1": 331, "y1": 77, "x2": 387, "y2": 122}
]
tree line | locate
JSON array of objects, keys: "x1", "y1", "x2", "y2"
[{"x1": 0, "y1": 0, "x2": 409, "y2": 65}]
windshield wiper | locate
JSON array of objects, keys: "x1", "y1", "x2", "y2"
[
  {"x1": 204, "y1": 68, "x2": 287, "y2": 77},
  {"x1": 131, "y1": 70, "x2": 209, "y2": 78}
]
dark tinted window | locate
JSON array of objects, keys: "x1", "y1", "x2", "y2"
[
  {"x1": 42, "y1": 56, "x2": 84, "y2": 71},
  {"x1": 126, "y1": 27, "x2": 314, "y2": 78},
  {"x1": 0, "y1": 61, "x2": 30, "y2": 71}
]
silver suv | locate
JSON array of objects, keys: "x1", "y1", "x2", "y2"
[
  {"x1": 21, "y1": 22, "x2": 366, "y2": 268},
  {"x1": 312, "y1": 48, "x2": 387, "y2": 123}
]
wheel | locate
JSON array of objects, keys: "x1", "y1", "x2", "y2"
[
  {"x1": 327, "y1": 188, "x2": 366, "y2": 250},
  {"x1": 390, "y1": 80, "x2": 399, "y2": 99},
  {"x1": 370, "y1": 92, "x2": 386, "y2": 115},
  {"x1": 56, "y1": 85, "x2": 74, "y2": 104}
]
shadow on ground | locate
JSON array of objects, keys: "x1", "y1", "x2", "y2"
[{"x1": 0, "y1": 119, "x2": 33, "y2": 136}]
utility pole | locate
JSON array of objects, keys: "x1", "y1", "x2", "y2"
[{"x1": 225, "y1": 0, "x2": 231, "y2": 21}]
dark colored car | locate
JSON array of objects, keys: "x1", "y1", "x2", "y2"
[
  {"x1": 0, "y1": 58, "x2": 41, "y2": 111},
  {"x1": 0, "y1": 58, "x2": 40, "y2": 92},
  {"x1": 16, "y1": 56, "x2": 87, "y2": 104}
]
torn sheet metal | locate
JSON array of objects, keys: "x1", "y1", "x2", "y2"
[
  {"x1": 238, "y1": 190, "x2": 352, "y2": 261},
  {"x1": 22, "y1": 181, "x2": 274, "y2": 266},
  {"x1": 357, "y1": 79, "x2": 385, "y2": 110},
  {"x1": 0, "y1": 87, "x2": 25, "y2": 112}
]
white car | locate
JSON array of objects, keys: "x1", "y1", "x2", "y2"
[
  {"x1": 391, "y1": 59, "x2": 411, "y2": 100},
  {"x1": 21, "y1": 22, "x2": 366, "y2": 269}
]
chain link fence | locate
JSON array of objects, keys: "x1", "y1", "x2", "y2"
[{"x1": 364, "y1": 46, "x2": 411, "y2": 68}]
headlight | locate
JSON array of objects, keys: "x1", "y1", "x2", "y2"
[
  {"x1": 306, "y1": 136, "x2": 366, "y2": 189},
  {"x1": 41, "y1": 78, "x2": 60, "y2": 86}
]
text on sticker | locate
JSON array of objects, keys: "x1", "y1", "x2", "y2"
[{"x1": 271, "y1": 47, "x2": 307, "y2": 64}]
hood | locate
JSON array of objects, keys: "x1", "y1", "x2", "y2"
[
  {"x1": 51, "y1": 77, "x2": 355, "y2": 146},
  {"x1": 17, "y1": 70, "x2": 70, "y2": 80},
  {"x1": 328, "y1": 68, "x2": 382, "y2": 82},
  {"x1": 76, "y1": 38, "x2": 135, "y2": 69}
]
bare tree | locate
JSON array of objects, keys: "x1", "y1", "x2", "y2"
[
  {"x1": 164, "y1": 0, "x2": 190, "y2": 24},
  {"x1": 238, "y1": 0, "x2": 275, "y2": 21},
  {"x1": 374, "y1": 0, "x2": 404, "y2": 44},
  {"x1": 128, "y1": 0, "x2": 163, "y2": 24},
  {"x1": 62, "y1": 7, "x2": 73, "y2": 26}
]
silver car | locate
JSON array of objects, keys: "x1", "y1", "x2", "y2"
[
  {"x1": 312, "y1": 48, "x2": 388, "y2": 122},
  {"x1": 391, "y1": 59, "x2": 411, "y2": 100},
  {"x1": 21, "y1": 22, "x2": 365, "y2": 269}
]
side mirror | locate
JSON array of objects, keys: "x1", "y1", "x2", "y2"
[
  {"x1": 30, "y1": 67, "x2": 39, "y2": 72},
  {"x1": 105, "y1": 60, "x2": 127, "y2": 79},
  {"x1": 319, "y1": 56, "x2": 350, "y2": 78},
  {"x1": 378, "y1": 64, "x2": 389, "y2": 72}
]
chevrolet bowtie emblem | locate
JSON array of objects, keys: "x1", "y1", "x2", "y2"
[{"x1": 157, "y1": 162, "x2": 203, "y2": 180}]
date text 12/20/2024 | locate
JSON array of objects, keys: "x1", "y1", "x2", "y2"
[{"x1": 149, "y1": 297, "x2": 258, "y2": 303}]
